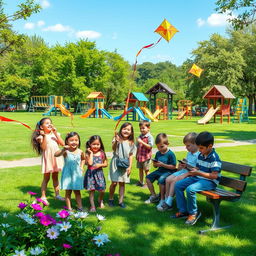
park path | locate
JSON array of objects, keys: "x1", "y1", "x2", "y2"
[{"x1": 0, "y1": 139, "x2": 255, "y2": 169}]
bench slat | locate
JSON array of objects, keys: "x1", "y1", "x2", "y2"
[
  {"x1": 222, "y1": 161, "x2": 252, "y2": 176},
  {"x1": 199, "y1": 188, "x2": 241, "y2": 200},
  {"x1": 219, "y1": 176, "x2": 247, "y2": 192}
]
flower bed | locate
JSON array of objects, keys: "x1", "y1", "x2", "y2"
[{"x1": 0, "y1": 192, "x2": 110, "y2": 256}]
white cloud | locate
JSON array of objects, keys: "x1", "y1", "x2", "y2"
[
  {"x1": 43, "y1": 24, "x2": 72, "y2": 32},
  {"x1": 152, "y1": 54, "x2": 174, "y2": 62},
  {"x1": 196, "y1": 18, "x2": 205, "y2": 27},
  {"x1": 39, "y1": 0, "x2": 50, "y2": 9},
  {"x1": 37, "y1": 20, "x2": 45, "y2": 27},
  {"x1": 197, "y1": 12, "x2": 235, "y2": 27},
  {"x1": 112, "y1": 32, "x2": 117, "y2": 40},
  {"x1": 75, "y1": 30, "x2": 101, "y2": 39},
  {"x1": 24, "y1": 22, "x2": 35, "y2": 30}
]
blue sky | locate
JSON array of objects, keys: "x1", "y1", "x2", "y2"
[{"x1": 5, "y1": 0, "x2": 233, "y2": 66}]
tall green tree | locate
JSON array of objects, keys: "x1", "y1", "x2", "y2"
[{"x1": 0, "y1": 0, "x2": 41, "y2": 55}]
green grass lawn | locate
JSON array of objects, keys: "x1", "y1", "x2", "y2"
[{"x1": 0, "y1": 112, "x2": 256, "y2": 255}]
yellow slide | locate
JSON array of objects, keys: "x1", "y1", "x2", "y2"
[
  {"x1": 57, "y1": 104, "x2": 72, "y2": 117},
  {"x1": 153, "y1": 108, "x2": 163, "y2": 118},
  {"x1": 177, "y1": 110, "x2": 186, "y2": 120},
  {"x1": 141, "y1": 107, "x2": 158, "y2": 122},
  {"x1": 197, "y1": 106, "x2": 219, "y2": 124},
  {"x1": 80, "y1": 108, "x2": 96, "y2": 118}
]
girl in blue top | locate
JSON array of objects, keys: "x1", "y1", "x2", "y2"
[
  {"x1": 84, "y1": 135, "x2": 108, "y2": 212},
  {"x1": 55, "y1": 132, "x2": 85, "y2": 211}
]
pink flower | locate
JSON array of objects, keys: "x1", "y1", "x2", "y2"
[
  {"x1": 58, "y1": 210, "x2": 70, "y2": 219},
  {"x1": 40, "y1": 216, "x2": 52, "y2": 226},
  {"x1": 28, "y1": 191, "x2": 37, "y2": 196},
  {"x1": 34, "y1": 212, "x2": 45, "y2": 218},
  {"x1": 45, "y1": 214, "x2": 56, "y2": 225},
  {"x1": 18, "y1": 202, "x2": 27, "y2": 209},
  {"x1": 31, "y1": 204, "x2": 43, "y2": 211},
  {"x1": 36, "y1": 198, "x2": 48, "y2": 206},
  {"x1": 63, "y1": 244, "x2": 72, "y2": 249}
]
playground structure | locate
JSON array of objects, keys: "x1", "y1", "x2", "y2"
[
  {"x1": 114, "y1": 92, "x2": 152, "y2": 122},
  {"x1": 198, "y1": 85, "x2": 235, "y2": 124},
  {"x1": 146, "y1": 82, "x2": 176, "y2": 120},
  {"x1": 80, "y1": 92, "x2": 113, "y2": 119},
  {"x1": 29, "y1": 96, "x2": 72, "y2": 117},
  {"x1": 233, "y1": 98, "x2": 249, "y2": 123},
  {"x1": 177, "y1": 100, "x2": 193, "y2": 120}
]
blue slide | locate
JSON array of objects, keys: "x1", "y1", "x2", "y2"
[
  {"x1": 134, "y1": 107, "x2": 151, "y2": 122},
  {"x1": 100, "y1": 108, "x2": 113, "y2": 119},
  {"x1": 42, "y1": 106, "x2": 55, "y2": 116},
  {"x1": 113, "y1": 107, "x2": 133, "y2": 121}
]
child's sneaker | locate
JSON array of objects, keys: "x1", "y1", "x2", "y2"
[
  {"x1": 160, "y1": 202, "x2": 173, "y2": 211},
  {"x1": 156, "y1": 200, "x2": 165, "y2": 211},
  {"x1": 144, "y1": 195, "x2": 159, "y2": 204},
  {"x1": 108, "y1": 199, "x2": 114, "y2": 207},
  {"x1": 185, "y1": 212, "x2": 201, "y2": 225},
  {"x1": 171, "y1": 212, "x2": 189, "y2": 219},
  {"x1": 135, "y1": 181, "x2": 143, "y2": 187},
  {"x1": 55, "y1": 195, "x2": 65, "y2": 201}
]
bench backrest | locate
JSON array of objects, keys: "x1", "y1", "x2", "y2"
[{"x1": 219, "y1": 161, "x2": 252, "y2": 194}]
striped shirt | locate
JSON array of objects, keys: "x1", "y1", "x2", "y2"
[{"x1": 196, "y1": 148, "x2": 222, "y2": 184}]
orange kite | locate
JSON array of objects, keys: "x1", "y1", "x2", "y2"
[{"x1": 188, "y1": 64, "x2": 203, "y2": 78}]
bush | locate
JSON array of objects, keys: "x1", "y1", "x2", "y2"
[{"x1": 0, "y1": 192, "x2": 110, "y2": 256}]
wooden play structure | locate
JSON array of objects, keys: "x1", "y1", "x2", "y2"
[
  {"x1": 29, "y1": 95, "x2": 72, "y2": 117},
  {"x1": 114, "y1": 92, "x2": 151, "y2": 122},
  {"x1": 146, "y1": 82, "x2": 176, "y2": 120},
  {"x1": 233, "y1": 98, "x2": 249, "y2": 123},
  {"x1": 80, "y1": 92, "x2": 113, "y2": 119},
  {"x1": 177, "y1": 100, "x2": 193, "y2": 120},
  {"x1": 198, "y1": 85, "x2": 235, "y2": 124}
]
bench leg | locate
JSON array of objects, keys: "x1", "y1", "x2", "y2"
[{"x1": 199, "y1": 198, "x2": 232, "y2": 234}]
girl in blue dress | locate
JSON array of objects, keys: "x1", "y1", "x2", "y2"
[
  {"x1": 55, "y1": 132, "x2": 85, "y2": 211},
  {"x1": 84, "y1": 135, "x2": 108, "y2": 212}
]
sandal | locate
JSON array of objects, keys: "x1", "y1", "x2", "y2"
[
  {"x1": 55, "y1": 195, "x2": 65, "y2": 201},
  {"x1": 89, "y1": 207, "x2": 96, "y2": 212},
  {"x1": 40, "y1": 197, "x2": 49, "y2": 206}
]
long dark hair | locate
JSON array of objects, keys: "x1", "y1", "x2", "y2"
[
  {"x1": 31, "y1": 117, "x2": 52, "y2": 155},
  {"x1": 85, "y1": 135, "x2": 106, "y2": 160},
  {"x1": 65, "y1": 132, "x2": 81, "y2": 148},
  {"x1": 118, "y1": 122, "x2": 134, "y2": 142}
]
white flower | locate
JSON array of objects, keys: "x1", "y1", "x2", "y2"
[
  {"x1": 30, "y1": 246, "x2": 44, "y2": 255},
  {"x1": 2, "y1": 230, "x2": 6, "y2": 236},
  {"x1": 24, "y1": 217, "x2": 36, "y2": 225},
  {"x1": 58, "y1": 221, "x2": 72, "y2": 232},
  {"x1": 93, "y1": 233, "x2": 110, "y2": 247},
  {"x1": 2, "y1": 212, "x2": 8, "y2": 218},
  {"x1": 74, "y1": 212, "x2": 89, "y2": 219},
  {"x1": 96, "y1": 214, "x2": 106, "y2": 221},
  {"x1": 17, "y1": 212, "x2": 30, "y2": 220},
  {"x1": 2, "y1": 223, "x2": 10, "y2": 228},
  {"x1": 46, "y1": 227, "x2": 59, "y2": 239},
  {"x1": 13, "y1": 249, "x2": 26, "y2": 256},
  {"x1": 100, "y1": 233, "x2": 110, "y2": 243}
]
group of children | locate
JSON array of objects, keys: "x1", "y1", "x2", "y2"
[{"x1": 31, "y1": 117, "x2": 221, "y2": 225}]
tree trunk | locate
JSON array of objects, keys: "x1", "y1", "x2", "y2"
[{"x1": 248, "y1": 95, "x2": 253, "y2": 115}]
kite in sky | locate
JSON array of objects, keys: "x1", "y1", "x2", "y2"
[
  {"x1": 115, "y1": 19, "x2": 179, "y2": 130},
  {"x1": 0, "y1": 115, "x2": 31, "y2": 130},
  {"x1": 188, "y1": 64, "x2": 203, "y2": 78}
]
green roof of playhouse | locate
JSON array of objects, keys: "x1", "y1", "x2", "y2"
[{"x1": 130, "y1": 92, "x2": 149, "y2": 102}]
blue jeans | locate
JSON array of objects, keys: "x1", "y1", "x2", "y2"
[{"x1": 175, "y1": 177, "x2": 216, "y2": 215}]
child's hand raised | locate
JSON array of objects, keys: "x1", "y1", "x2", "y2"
[
  {"x1": 137, "y1": 138, "x2": 143, "y2": 144},
  {"x1": 39, "y1": 130, "x2": 45, "y2": 136},
  {"x1": 63, "y1": 145, "x2": 71, "y2": 150},
  {"x1": 114, "y1": 132, "x2": 120, "y2": 142},
  {"x1": 87, "y1": 148, "x2": 93, "y2": 154}
]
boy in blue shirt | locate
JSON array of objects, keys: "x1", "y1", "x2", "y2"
[
  {"x1": 145, "y1": 133, "x2": 176, "y2": 208},
  {"x1": 173, "y1": 131, "x2": 221, "y2": 225}
]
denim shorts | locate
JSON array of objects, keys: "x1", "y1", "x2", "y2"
[
  {"x1": 146, "y1": 170, "x2": 172, "y2": 185},
  {"x1": 172, "y1": 169, "x2": 188, "y2": 177}
]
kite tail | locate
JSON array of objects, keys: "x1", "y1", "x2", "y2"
[{"x1": 0, "y1": 116, "x2": 32, "y2": 130}]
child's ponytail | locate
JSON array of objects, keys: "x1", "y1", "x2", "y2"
[{"x1": 31, "y1": 118, "x2": 51, "y2": 155}]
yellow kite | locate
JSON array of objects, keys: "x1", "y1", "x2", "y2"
[
  {"x1": 189, "y1": 64, "x2": 203, "y2": 78},
  {"x1": 154, "y1": 18, "x2": 179, "y2": 42}
]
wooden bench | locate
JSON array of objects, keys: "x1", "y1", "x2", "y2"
[{"x1": 198, "y1": 160, "x2": 252, "y2": 234}]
